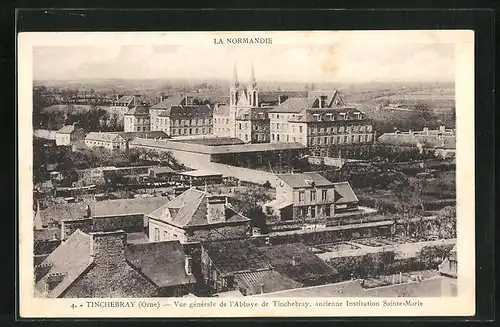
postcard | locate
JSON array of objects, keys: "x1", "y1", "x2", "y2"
[{"x1": 18, "y1": 30, "x2": 474, "y2": 318}]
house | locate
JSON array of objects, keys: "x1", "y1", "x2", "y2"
[
  {"x1": 146, "y1": 188, "x2": 251, "y2": 244},
  {"x1": 200, "y1": 239, "x2": 338, "y2": 295},
  {"x1": 263, "y1": 172, "x2": 359, "y2": 221},
  {"x1": 149, "y1": 166, "x2": 177, "y2": 181},
  {"x1": 177, "y1": 170, "x2": 223, "y2": 186},
  {"x1": 34, "y1": 230, "x2": 195, "y2": 298},
  {"x1": 269, "y1": 90, "x2": 374, "y2": 157},
  {"x1": 85, "y1": 132, "x2": 128, "y2": 151},
  {"x1": 55, "y1": 124, "x2": 85, "y2": 146},
  {"x1": 124, "y1": 104, "x2": 151, "y2": 132}
]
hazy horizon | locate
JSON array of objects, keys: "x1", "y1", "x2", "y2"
[{"x1": 34, "y1": 41, "x2": 455, "y2": 84}]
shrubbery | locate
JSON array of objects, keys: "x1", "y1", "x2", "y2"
[{"x1": 327, "y1": 243, "x2": 455, "y2": 281}]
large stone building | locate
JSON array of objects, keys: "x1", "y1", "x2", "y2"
[
  {"x1": 213, "y1": 64, "x2": 267, "y2": 143},
  {"x1": 124, "y1": 104, "x2": 151, "y2": 132},
  {"x1": 149, "y1": 95, "x2": 213, "y2": 137},
  {"x1": 268, "y1": 90, "x2": 374, "y2": 157},
  {"x1": 109, "y1": 95, "x2": 140, "y2": 123}
]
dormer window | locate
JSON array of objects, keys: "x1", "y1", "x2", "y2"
[
  {"x1": 326, "y1": 113, "x2": 333, "y2": 121},
  {"x1": 313, "y1": 114, "x2": 321, "y2": 121},
  {"x1": 339, "y1": 113, "x2": 347, "y2": 120}
]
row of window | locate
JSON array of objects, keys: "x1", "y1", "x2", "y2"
[
  {"x1": 86, "y1": 140, "x2": 123, "y2": 148},
  {"x1": 309, "y1": 134, "x2": 373, "y2": 146},
  {"x1": 297, "y1": 204, "x2": 332, "y2": 218},
  {"x1": 154, "y1": 227, "x2": 178, "y2": 242},
  {"x1": 214, "y1": 118, "x2": 230, "y2": 125},
  {"x1": 298, "y1": 189, "x2": 328, "y2": 202},
  {"x1": 172, "y1": 127, "x2": 213, "y2": 135}
]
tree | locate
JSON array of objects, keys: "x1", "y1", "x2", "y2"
[{"x1": 230, "y1": 186, "x2": 273, "y2": 227}]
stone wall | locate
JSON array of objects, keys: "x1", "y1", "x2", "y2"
[{"x1": 61, "y1": 218, "x2": 93, "y2": 240}]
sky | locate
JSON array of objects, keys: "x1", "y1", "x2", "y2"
[{"x1": 33, "y1": 40, "x2": 455, "y2": 83}]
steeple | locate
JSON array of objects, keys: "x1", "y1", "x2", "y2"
[
  {"x1": 249, "y1": 62, "x2": 256, "y2": 87},
  {"x1": 232, "y1": 62, "x2": 239, "y2": 87}
]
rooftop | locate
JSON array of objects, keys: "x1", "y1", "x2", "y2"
[
  {"x1": 278, "y1": 172, "x2": 334, "y2": 189},
  {"x1": 157, "y1": 105, "x2": 213, "y2": 119},
  {"x1": 125, "y1": 105, "x2": 150, "y2": 116},
  {"x1": 126, "y1": 241, "x2": 196, "y2": 287},
  {"x1": 130, "y1": 138, "x2": 306, "y2": 155},
  {"x1": 85, "y1": 132, "x2": 124, "y2": 143},
  {"x1": 171, "y1": 137, "x2": 245, "y2": 146},
  {"x1": 178, "y1": 170, "x2": 223, "y2": 177},
  {"x1": 38, "y1": 197, "x2": 170, "y2": 226},
  {"x1": 201, "y1": 239, "x2": 273, "y2": 276},
  {"x1": 259, "y1": 243, "x2": 338, "y2": 282},
  {"x1": 147, "y1": 188, "x2": 250, "y2": 228},
  {"x1": 56, "y1": 125, "x2": 76, "y2": 134}
]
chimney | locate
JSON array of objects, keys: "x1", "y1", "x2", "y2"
[
  {"x1": 252, "y1": 227, "x2": 261, "y2": 237},
  {"x1": 206, "y1": 195, "x2": 226, "y2": 224},
  {"x1": 260, "y1": 283, "x2": 265, "y2": 294},
  {"x1": 439, "y1": 125, "x2": 446, "y2": 132},
  {"x1": 291, "y1": 256, "x2": 297, "y2": 266},
  {"x1": 90, "y1": 230, "x2": 127, "y2": 265},
  {"x1": 423, "y1": 127, "x2": 429, "y2": 134},
  {"x1": 409, "y1": 130, "x2": 413, "y2": 137},
  {"x1": 85, "y1": 204, "x2": 91, "y2": 218},
  {"x1": 184, "y1": 255, "x2": 193, "y2": 276}
]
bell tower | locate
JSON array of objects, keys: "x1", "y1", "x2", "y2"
[
  {"x1": 247, "y1": 62, "x2": 259, "y2": 107},
  {"x1": 230, "y1": 62, "x2": 239, "y2": 107}
]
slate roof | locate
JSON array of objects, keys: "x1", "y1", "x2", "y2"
[
  {"x1": 278, "y1": 172, "x2": 334, "y2": 189},
  {"x1": 202, "y1": 239, "x2": 337, "y2": 283},
  {"x1": 38, "y1": 197, "x2": 170, "y2": 226},
  {"x1": 147, "y1": 188, "x2": 249, "y2": 228},
  {"x1": 115, "y1": 95, "x2": 136, "y2": 107},
  {"x1": 235, "y1": 270, "x2": 303, "y2": 295},
  {"x1": 56, "y1": 125, "x2": 75, "y2": 134},
  {"x1": 36, "y1": 230, "x2": 194, "y2": 297},
  {"x1": 85, "y1": 132, "x2": 125, "y2": 143},
  {"x1": 213, "y1": 104, "x2": 230, "y2": 116},
  {"x1": 125, "y1": 105, "x2": 150, "y2": 116},
  {"x1": 259, "y1": 243, "x2": 338, "y2": 282},
  {"x1": 258, "y1": 91, "x2": 309, "y2": 104},
  {"x1": 126, "y1": 241, "x2": 196, "y2": 287},
  {"x1": 269, "y1": 98, "x2": 317, "y2": 113},
  {"x1": 151, "y1": 94, "x2": 185, "y2": 109},
  {"x1": 157, "y1": 105, "x2": 213, "y2": 119},
  {"x1": 201, "y1": 239, "x2": 273, "y2": 276},
  {"x1": 333, "y1": 182, "x2": 359, "y2": 204},
  {"x1": 35, "y1": 230, "x2": 93, "y2": 298}
]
